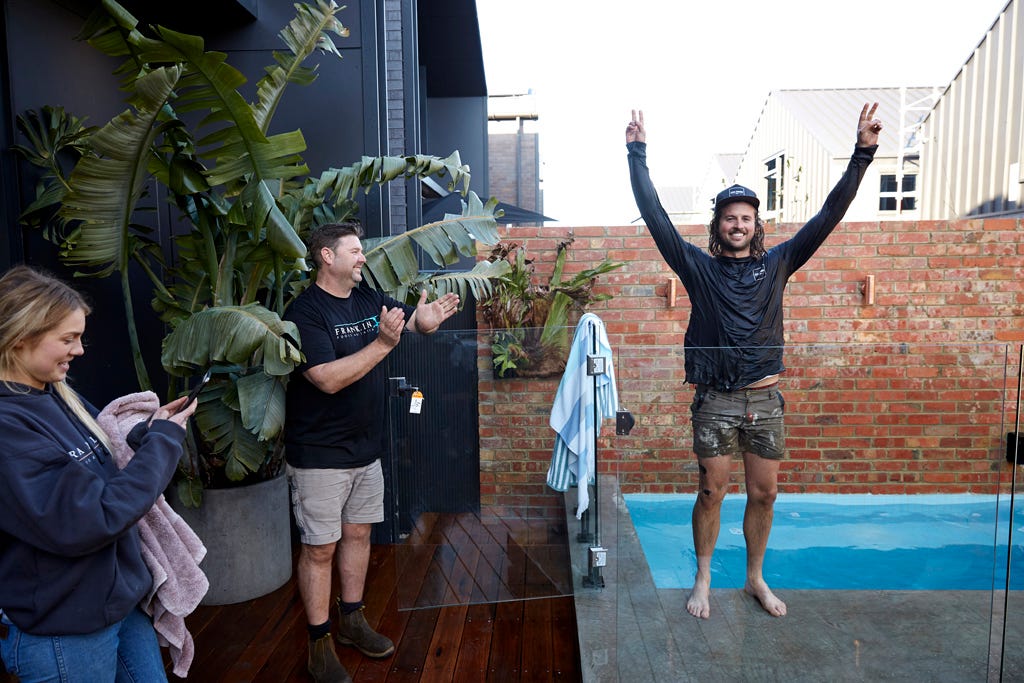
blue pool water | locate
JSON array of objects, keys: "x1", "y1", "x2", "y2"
[{"x1": 624, "y1": 493, "x2": 1024, "y2": 590}]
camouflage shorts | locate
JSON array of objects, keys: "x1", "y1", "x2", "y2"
[{"x1": 690, "y1": 385, "x2": 786, "y2": 460}]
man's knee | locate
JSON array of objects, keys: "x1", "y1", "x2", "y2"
[
  {"x1": 341, "y1": 522, "x2": 373, "y2": 543},
  {"x1": 302, "y1": 542, "x2": 337, "y2": 565},
  {"x1": 746, "y1": 483, "x2": 778, "y2": 507},
  {"x1": 694, "y1": 477, "x2": 728, "y2": 508},
  {"x1": 696, "y1": 456, "x2": 731, "y2": 496}
]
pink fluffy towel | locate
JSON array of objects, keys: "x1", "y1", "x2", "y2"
[{"x1": 97, "y1": 392, "x2": 209, "y2": 678}]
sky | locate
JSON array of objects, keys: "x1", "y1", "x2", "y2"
[{"x1": 475, "y1": 0, "x2": 1011, "y2": 225}]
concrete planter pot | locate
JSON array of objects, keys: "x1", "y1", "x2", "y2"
[{"x1": 170, "y1": 473, "x2": 292, "y2": 606}]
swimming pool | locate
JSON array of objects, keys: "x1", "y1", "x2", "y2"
[{"x1": 624, "y1": 493, "x2": 1024, "y2": 590}]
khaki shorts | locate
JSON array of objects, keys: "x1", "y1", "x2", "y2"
[
  {"x1": 690, "y1": 385, "x2": 786, "y2": 460},
  {"x1": 286, "y1": 461, "x2": 385, "y2": 545}
]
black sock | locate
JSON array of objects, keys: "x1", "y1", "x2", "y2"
[
  {"x1": 308, "y1": 620, "x2": 330, "y2": 640},
  {"x1": 340, "y1": 600, "x2": 363, "y2": 615}
]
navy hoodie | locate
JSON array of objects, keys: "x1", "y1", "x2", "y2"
[{"x1": 0, "y1": 382, "x2": 184, "y2": 635}]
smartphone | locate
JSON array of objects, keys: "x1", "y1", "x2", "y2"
[{"x1": 180, "y1": 368, "x2": 213, "y2": 412}]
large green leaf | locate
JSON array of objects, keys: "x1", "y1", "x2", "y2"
[
  {"x1": 161, "y1": 304, "x2": 302, "y2": 377},
  {"x1": 13, "y1": 105, "x2": 94, "y2": 243},
  {"x1": 162, "y1": 305, "x2": 300, "y2": 471},
  {"x1": 77, "y1": 0, "x2": 147, "y2": 88},
  {"x1": 252, "y1": 0, "x2": 349, "y2": 134},
  {"x1": 236, "y1": 371, "x2": 287, "y2": 441},
  {"x1": 413, "y1": 258, "x2": 511, "y2": 303},
  {"x1": 360, "y1": 191, "x2": 502, "y2": 294},
  {"x1": 313, "y1": 152, "x2": 473, "y2": 205},
  {"x1": 58, "y1": 65, "x2": 182, "y2": 276},
  {"x1": 243, "y1": 180, "x2": 308, "y2": 263},
  {"x1": 192, "y1": 382, "x2": 268, "y2": 480},
  {"x1": 127, "y1": 26, "x2": 309, "y2": 187}
]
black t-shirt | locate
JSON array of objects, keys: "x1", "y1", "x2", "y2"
[
  {"x1": 283, "y1": 283, "x2": 413, "y2": 468},
  {"x1": 628, "y1": 141, "x2": 876, "y2": 391}
]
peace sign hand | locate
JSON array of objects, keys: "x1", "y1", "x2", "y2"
[
  {"x1": 626, "y1": 109, "x2": 646, "y2": 144},
  {"x1": 857, "y1": 102, "x2": 882, "y2": 147}
]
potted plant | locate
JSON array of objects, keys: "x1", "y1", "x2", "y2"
[
  {"x1": 480, "y1": 238, "x2": 624, "y2": 378},
  {"x1": 14, "y1": 0, "x2": 507, "y2": 603}
]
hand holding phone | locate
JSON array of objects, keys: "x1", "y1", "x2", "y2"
[{"x1": 179, "y1": 368, "x2": 212, "y2": 413}]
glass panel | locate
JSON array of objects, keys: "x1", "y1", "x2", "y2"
[
  {"x1": 386, "y1": 327, "x2": 584, "y2": 610},
  {"x1": 880, "y1": 174, "x2": 898, "y2": 192},
  {"x1": 380, "y1": 327, "x2": 1022, "y2": 676},
  {"x1": 600, "y1": 342, "x2": 1012, "y2": 679},
  {"x1": 996, "y1": 345, "x2": 1024, "y2": 679}
]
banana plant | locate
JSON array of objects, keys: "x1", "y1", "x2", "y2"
[
  {"x1": 480, "y1": 239, "x2": 624, "y2": 377},
  {"x1": 12, "y1": 106, "x2": 94, "y2": 242},
  {"x1": 14, "y1": 0, "x2": 506, "y2": 505}
]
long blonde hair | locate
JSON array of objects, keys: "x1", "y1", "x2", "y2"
[{"x1": 0, "y1": 265, "x2": 113, "y2": 452}]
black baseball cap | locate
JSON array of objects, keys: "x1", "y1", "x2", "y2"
[{"x1": 714, "y1": 184, "x2": 759, "y2": 210}]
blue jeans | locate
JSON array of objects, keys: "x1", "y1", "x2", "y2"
[{"x1": 0, "y1": 607, "x2": 166, "y2": 683}]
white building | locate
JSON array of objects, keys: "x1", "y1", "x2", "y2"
[
  {"x1": 726, "y1": 87, "x2": 939, "y2": 224},
  {"x1": 919, "y1": 0, "x2": 1024, "y2": 219}
]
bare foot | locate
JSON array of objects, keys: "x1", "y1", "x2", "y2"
[
  {"x1": 686, "y1": 573, "x2": 711, "y2": 619},
  {"x1": 744, "y1": 579, "x2": 787, "y2": 617}
]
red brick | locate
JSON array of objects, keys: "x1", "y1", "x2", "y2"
[{"x1": 475, "y1": 221, "x2": 1021, "y2": 497}]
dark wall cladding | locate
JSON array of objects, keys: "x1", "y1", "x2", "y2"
[{"x1": 1, "y1": 0, "x2": 377, "y2": 405}]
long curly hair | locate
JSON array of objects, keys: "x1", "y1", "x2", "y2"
[{"x1": 707, "y1": 205, "x2": 767, "y2": 259}]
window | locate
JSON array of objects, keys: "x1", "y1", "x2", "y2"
[
  {"x1": 764, "y1": 154, "x2": 784, "y2": 212},
  {"x1": 879, "y1": 173, "x2": 917, "y2": 212},
  {"x1": 900, "y1": 175, "x2": 916, "y2": 211}
]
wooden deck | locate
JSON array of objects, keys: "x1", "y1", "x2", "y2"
[
  {"x1": 2, "y1": 511, "x2": 581, "y2": 682},
  {"x1": 171, "y1": 510, "x2": 581, "y2": 681}
]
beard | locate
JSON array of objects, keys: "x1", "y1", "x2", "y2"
[{"x1": 719, "y1": 232, "x2": 752, "y2": 255}]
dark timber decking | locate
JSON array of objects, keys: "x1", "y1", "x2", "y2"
[
  {"x1": 0, "y1": 510, "x2": 580, "y2": 683},
  {"x1": 172, "y1": 508, "x2": 580, "y2": 682}
]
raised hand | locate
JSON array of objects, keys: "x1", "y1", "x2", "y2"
[
  {"x1": 857, "y1": 102, "x2": 882, "y2": 148},
  {"x1": 626, "y1": 109, "x2": 646, "y2": 144},
  {"x1": 412, "y1": 289, "x2": 460, "y2": 334}
]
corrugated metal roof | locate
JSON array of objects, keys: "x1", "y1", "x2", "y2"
[
  {"x1": 751, "y1": 87, "x2": 940, "y2": 157},
  {"x1": 656, "y1": 186, "x2": 701, "y2": 214}
]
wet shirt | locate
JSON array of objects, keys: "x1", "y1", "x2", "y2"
[{"x1": 627, "y1": 141, "x2": 876, "y2": 391}]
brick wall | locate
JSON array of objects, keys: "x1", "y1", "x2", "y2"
[
  {"x1": 476, "y1": 219, "x2": 1024, "y2": 510},
  {"x1": 383, "y1": 0, "x2": 406, "y2": 232},
  {"x1": 488, "y1": 132, "x2": 541, "y2": 212}
]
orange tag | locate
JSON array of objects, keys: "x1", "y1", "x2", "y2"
[{"x1": 410, "y1": 390, "x2": 423, "y2": 414}]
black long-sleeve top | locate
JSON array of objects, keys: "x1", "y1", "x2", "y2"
[{"x1": 628, "y1": 141, "x2": 877, "y2": 391}]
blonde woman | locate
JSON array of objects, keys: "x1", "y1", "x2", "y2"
[{"x1": 0, "y1": 265, "x2": 195, "y2": 683}]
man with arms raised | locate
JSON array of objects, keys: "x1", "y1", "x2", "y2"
[{"x1": 625, "y1": 104, "x2": 882, "y2": 618}]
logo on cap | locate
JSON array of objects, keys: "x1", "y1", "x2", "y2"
[{"x1": 715, "y1": 184, "x2": 759, "y2": 210}]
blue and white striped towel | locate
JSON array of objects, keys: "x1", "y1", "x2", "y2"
[{"x1": 546, "y1": 313, "x2": 618, "y2": 518}]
